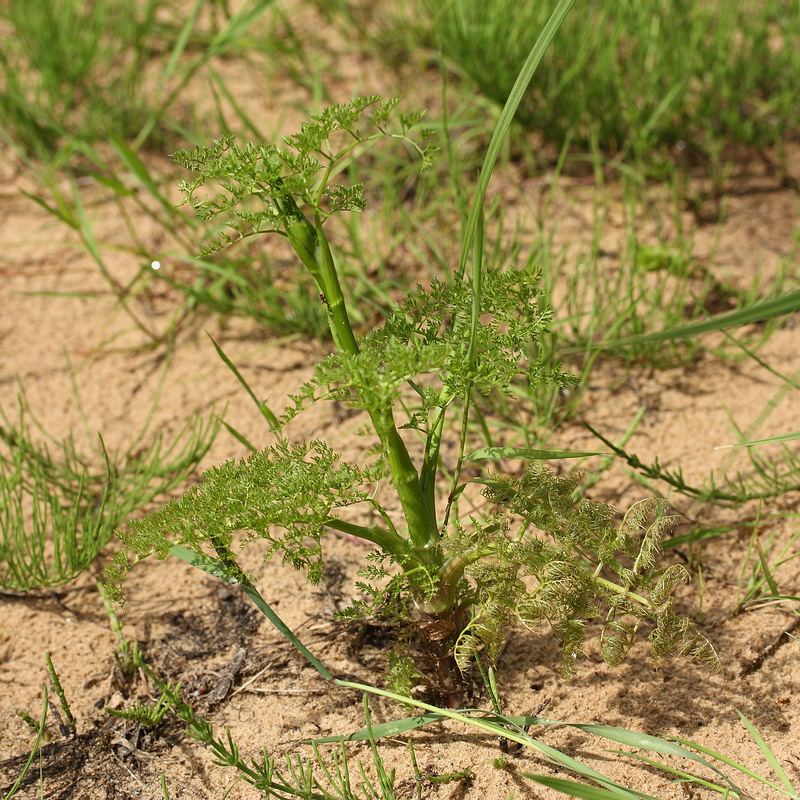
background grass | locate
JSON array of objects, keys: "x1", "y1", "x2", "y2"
[
  {"x1": 423, "y1": 0, "x2": 800, "y2": 173},
  {"x1": 0, "y1": 0, "x2": 277, "y2": 165}
]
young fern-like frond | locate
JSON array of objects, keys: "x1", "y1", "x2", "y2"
[
  {"x1": 108, "y1": 440, "x2": 379, "y2": 602},
  {"x1": 106, "y1": 686, "x2": 177, "y2": 728},
  {"x1": 550, "y1": 619, "x2": 587, "y2": 678},
  {"x1": 648, "y1": 600, "x2": 719, "y2": 670},
  {"x1": 649, "y1": 563, "x2": 691, "y2": 607},
  {"x1": 469, "y1": 465, "x2": 720, "y2": 674},
  {"x1": 483, "y1": 464, "x2": 617, "y2": 554},
  {"x1": 171, "y1": 98, "x2": 434, "y2": 259},
  {"x1": 385, "y1": 651, "x2": 423, "y2": 701},
  {"x1": 621, "y1": 498, "x2": 677, "y2": 577},
  {"x1": 600, "y1": 619, "x2": 639, "y2": 667},
  {"x1": 280, "y1": 265, "x2": 573, "y2": 432}
]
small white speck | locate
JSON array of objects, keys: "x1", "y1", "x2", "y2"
[{"x1": 151, "y1": 260, "x2": 161, "y2": 270}]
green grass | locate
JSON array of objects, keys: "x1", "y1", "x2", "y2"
[
  {"x1": 0, "y1": 0, "x2": 276, "y2": 165},
  {"x1": 0, "y1": 386, "x2": 220, "y2": 592},
  {"x1": 422, "y1": 0, "x2": 800, "y2": 173}
]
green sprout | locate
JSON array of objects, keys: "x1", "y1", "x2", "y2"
[{"x1": 108, "y1": 91, "x2": 718, "y2": 693}]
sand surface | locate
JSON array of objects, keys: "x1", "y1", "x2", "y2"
[{"x1": 2, "y1": 5, "x2": 800, "y2": 799}]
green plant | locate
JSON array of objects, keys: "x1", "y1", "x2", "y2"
[
  {"x1": 93, "y1": 636, "x2": 800, "y2": 800},
  {"x1": 733, "y1": 519, "x2": 800, "y2": 616},
  {"x1": 44, "y1": 654, "x2": 76, "y2": 737},
  {"x1": 0, "y1": 0, "x2": 276, "y2": 163},
  {"x1": 1, "y1": 689, "x2": 48, "y2": 800},
  {"x1": 580, "y1": 288, "x2": 800, "y2": 505},
  {"x1": 423, "y1": 0, "x2": 800, "y2": 172},
  {"x1": 133, "y1": 664, "x2": 408, "y2": 800},
  {"x1": 556, "y1": 710, "x2": 800, "y2": 800},
  {"x1": 114, "y1": 649, "x2": 655, "y2": 800},
  {"x1": 27, "y1": 119, "x2": 432, "y2": 346},
  {"x1": 0, "y1": 391, "x2": 219, "y2": 592},
  {"x1": 108, "y1": 4, "x2": 718, "y2": 703}
]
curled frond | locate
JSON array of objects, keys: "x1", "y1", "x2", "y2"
[
  {"x1": 552, "y1": 619, "x2": 586, "y2": 679},
  {"x1": 516, "y1": 594, "x2": 549, "y2": 633},
  {"x1": 386, "y1": 651, "x2": 423, "y2": 700},
  {"x1": 600, "y1": 619, "x2": 638, "y2": 667},
  {"x1": 648, "y1": 600, "x2": 721, "y2": 672},
  {"x1": 453, "y1": 610, "x2": 508, "y2": 673},
  {"x1": 453, "y1": 628, "x2": 480, "y2": 674},
  {"x1": 650, "y1": 563, "x2": 691, "y2": 608},
  {"x1": 469, "y1": 469, "x2": 715, "y2": 675},
  {"x1": 484, "y1": 464, "x2": 616, "y2": 551},
  {"x1": 622, "y1": 498, "x2": 679, "y2": 577}
]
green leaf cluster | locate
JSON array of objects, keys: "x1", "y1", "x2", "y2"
[
  {"x1": 106, "y1": 686, "x2": 176, "y2": 728},
  {"x1": 283, "y1": 265, "x2": 574, "y2": 426},
  {"x1": 108, "y1": 440, "x2": 378, "y2": 600},
  {"x1": 455, "y1": 466, "x2": 721, "y2": 675},
  {"x1": 171, "y1": 96, "x2": 435, "y2": 256}
]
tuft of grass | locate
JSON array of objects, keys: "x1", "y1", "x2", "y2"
[
  {"x1": 0, "y1": 391, "x2": 220, "y2": 592},
  {"x1": 734, "y1": 518, "x2": 800, "y2": 615},
  {"x1": 423, "y1": 0, "x2": 800, "y2": 172},
  {"x1": 592, "y1": 711, "x2": 800, "y2": 800},
  {"x1": 0, "y1": 0, "x2": 276, "y2": 164}
]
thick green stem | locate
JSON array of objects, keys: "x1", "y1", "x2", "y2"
[
  {"x1": 313, "y1": 211, "x2": 360, "y2": 355},
  {"x1": 415, "y1": 549, "x2": 490, "y2": 616},
  {"x1": 284, "y1": 205, "x2": 440, "y2": 559},
  {"x1": 380, "y1": 422, "x2": 440, "y2": 559},
  {"x1": 419, "y1": 403, "x2": 449, "y2": 532}
]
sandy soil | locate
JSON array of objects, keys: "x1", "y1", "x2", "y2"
[{"x1": 2, "y1": 5, "x2": 800, "y2": 799}]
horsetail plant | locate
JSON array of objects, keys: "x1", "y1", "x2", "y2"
[{"x1": 108, "y1": 0, "x2": 718, "y2": 700}]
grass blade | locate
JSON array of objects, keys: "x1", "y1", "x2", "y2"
[
  {"x1": 736, "y1": 711, "x2": 797, "y2": 795},
  {"x1": 333, "y1": 680, "x2": 648, "y2": 800},
  {"x1": 666, "y1": 734, "x2": 787, "y2": 794},
  {"x1": 456, "y1": 0, "x2": 574, "y2": 282},
  {"x1": 222, "y1": 421, "x2": 258, "y2": 453},
  {"x1": 610, "y1": 750, "x2": 728, "y2": 794},
  {"x1": 716, "y1": 431, "x2": 800, "y2": 448},
  {"x1": 465, "y1": 446, "x2": 606, "y2": 460},
  {"x1": 2, "y1": 688, "x2": 48, "y2": 800},
  {"x1": 592, "y1": 289, "x2": 800, "y2": 349},
  {"x1": 110, "y1": 134, "x2": 180, "y2": 221},
  {"x1": 207, "y1": 333, "x2": 279, "y2": 429},
  {"x1": 565, "y1": 724, "x2": 741, "y2": 795},
  {"x1": 169, "y1": 544, "x2": 332, "y2": 680},
  {"x1": 308, "y1": 713, "x2": 545, "y2": 744},
  {"x1": 160, "y1": 0, "x2": 205, "y2": 88},
  {"x1": 521, "y1": 774, "x2": 651, "y2": 800}
]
